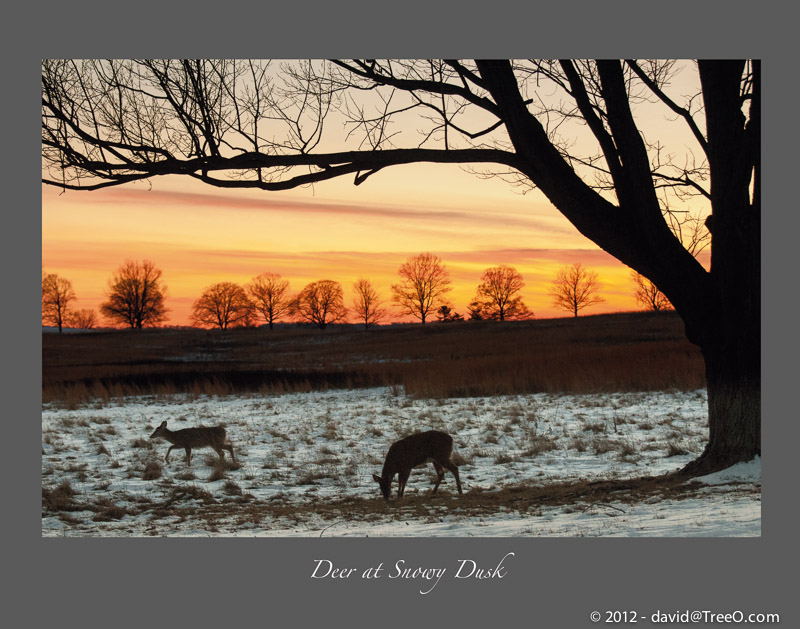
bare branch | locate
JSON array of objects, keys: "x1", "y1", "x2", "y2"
[
  {"x1": 330, "y1": 59, "x2": 502, "y2": 118},
  {"x1": 626, "y1": 59, "x2": 708, "y2": 154}
]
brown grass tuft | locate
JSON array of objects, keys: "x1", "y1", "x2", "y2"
[
  {"x1": 42, "y1": 480, "x2": 77, "y2": 512},
  {"x1": 666, "y1": 442, "x2": 690, "y2": 457},
  {"x1": 142, "y1": 460, "x2": 163, "y2": 480}
]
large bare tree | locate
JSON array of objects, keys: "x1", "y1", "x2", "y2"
[
  {"x1": 549, "y1": 263, "x2": 605, "y2": 317},
  {"x1": 472, "y1": 265, "x2": 531, "y2": 321},
  {"x1": 99, "y1": 259, "x2": 168, "y2": 328},
  {"x1": 247, "y1": 272, "x2": 291, "y2": 330},
  {"x1": 42, "y1": 271, "x2": 76, "y2": 332},
  {"x1": 292, "y1": 280, "x2": 348, "y2": 329},
  {"x1": 391, "y1": 252, "x2": 452, "y2": 324},
  {"x1": 40, "y1": 59, "x2": 760, "y2": 475},
  {"x1": 352, "y1": 278, "x2": 387, "y2": 329},
  {"x1": 192, "y1": 281, "x2": 255, "y2": 329}
]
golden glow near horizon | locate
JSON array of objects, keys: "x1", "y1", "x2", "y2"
[{"x1": 43, "y1": 163, "x2": 697, "y2": 326}]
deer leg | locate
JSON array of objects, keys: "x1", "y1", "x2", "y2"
[
  {"x1": 225, "y1": 445, "x2": 235, "y2": 461},
  {"x1": 442, "y1": 460, "x2": 462, "y2": 494},
  {"x1": 398, "y1": 469, "x2": 411, "y2": 499},
  {"x1": 184, "y1": 447, "x2": 192, "y2": 464},
  {"x1": 431, "y1": 461, "x2": 445, "y2": 495},
  {"x1": 213, "y1": 446, "x2": 224, "y2": 461},
  {"x1": 165, "y1": 446, "x2": 177, "y2": 463}
]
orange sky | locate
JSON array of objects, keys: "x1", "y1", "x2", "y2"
[
  {"x1": 42, "y1": 162, "x2": 709, "y2": 327},
  {"x1": 41, "y1": 62, "x2": 711, "y2": 327}
]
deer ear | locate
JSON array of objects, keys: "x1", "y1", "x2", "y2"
[
  {"x1": 372, "y1": 474, "x2": 382, "y2": 484},
  {"x1": 159, "y1": 420, "x2": 167, "y2": 427}
]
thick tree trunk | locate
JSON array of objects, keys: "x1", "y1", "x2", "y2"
[
  {"x1": 680, "y1": 211, "x2": 760, "y2": 477},
  {"x1": 678, "y1": 190, "x2": 760, "y2": 478},
  {"x1": 678, "y1": 60, "x2": 761, "y2": 477},
  {"x1": 682, "y1": 335, "x2": 760, "y2": 476}
]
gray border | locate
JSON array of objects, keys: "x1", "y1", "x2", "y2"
[{"x1": 21, "y1": 1, "x2": 791, "y2": 626}]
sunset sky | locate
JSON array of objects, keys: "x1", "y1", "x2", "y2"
[{"x1": 41, "y1": 61, "x2": 710, "y2": 327}]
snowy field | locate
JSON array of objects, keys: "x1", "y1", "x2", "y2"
[{"x1": 41, "y1": 387, "x2": 760, "y2": 537}]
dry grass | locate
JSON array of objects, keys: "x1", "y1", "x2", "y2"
[
  {"x1": 43, "y1": 472, "x2": 745, "y2": 531},
  {"x1": 524, "y1": 433, "x2": 559, "y2": 457},
  {"x1": 142, "y1": 460, "x2": 163, "y2": 480},
  {"x1": 42, "y1": 312, "x2": 704, "y2": 405},
  {"x1": 666, "y1": 442, "x2": 691, "y2": 457},
  {"x1": 42, "y1": 480, "x2": 77, "y2": 512}
]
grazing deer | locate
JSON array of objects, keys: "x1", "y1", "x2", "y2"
[
  {"x1": 372, "y1": 430, "x2": 462, "y2": 501},
  {"x1": 149, "y1": 420, "x2": 235, "y2": 464}
]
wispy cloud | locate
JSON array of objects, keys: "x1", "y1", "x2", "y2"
[
  {"x1": 441, "y1": 248, "x2": 623, "y2": 267},
  {"x1": 58, "y1": 185, "x2": 572, "y2": 236},
  {"x1": 78, "y1": 187, "x2": 468, "y2": 220}
]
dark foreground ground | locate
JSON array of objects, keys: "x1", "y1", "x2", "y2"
[{"x1": 43, "y1": 311, "x2": 705, "y2": 406}]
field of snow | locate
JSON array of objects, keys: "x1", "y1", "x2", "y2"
[{"x1": 41, "y1": 387, "x2": 760, "y2": 536}]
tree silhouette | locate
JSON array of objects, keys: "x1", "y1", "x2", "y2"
[
  {"x1": 292, "y1": 280, "x2": 348, "y2": 329},
  {"x1": 436, "y1": 305, "x2": 463, "y2": 322},
  {"x1": 192, "y1": 282, "x2": 255, "y2": 329},
  {"x1": 68, "y1": 308, "x2": 98, "y2": 330},
  {"x1": 391, "y1": 253, "x2": 452, "y2": 324},
  {"x1": 473, "y1": 265, "x2": 532, "y2": 321},
  {"x1": 42, "y1": 271, "x2": 75, "y2": 332},
  {"x1": 99, "y1": 260, "x2": 168, "y2": 329},
  {"x1": 247, "y1": 272, "x2": 291, "y2": 330},
  {"x1": 549, "y1": 263, "x2": 605, "y2": 318},
  {"x1": 41, "y1": 59, "x2": 760, "y2": 474},
  {"x1": 352, "y1": 278, "x2": 387, "y2": 329},
  {"x1": 632, "y1": 272, "x2": 673, "y2": 312},
  {"x1": 467, "y1": 300, "x2": 489, "y2": 321}
]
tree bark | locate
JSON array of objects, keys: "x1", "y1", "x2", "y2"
[
  {"x1": 681, "y1": 338, "x2": 760, "y2": 476},
  {"x1": 678, "y1": 61, "x2": 761, "y2": 476}
]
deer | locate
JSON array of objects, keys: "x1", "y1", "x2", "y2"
[
  {"x1": 372, "y1": 430, "x2": 462, "y2": 501},
  {"x1": 149, "y1": 420, "x2": 235, "y2": 465}
]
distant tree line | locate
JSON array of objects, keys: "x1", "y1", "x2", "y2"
[
  {"x1": 42, "y1": 260, "x2": 168, "y2": 332},
  {"x1": 42, "y1": 253, "x2": 661, "y2": 332}
]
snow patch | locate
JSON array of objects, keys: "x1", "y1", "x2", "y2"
[
  {"x1": 41, "y1": 387, "x2": 760, "y2": 537},
  {"x1": 696, "y1": 456, "x2": 761, "y2": 486}
]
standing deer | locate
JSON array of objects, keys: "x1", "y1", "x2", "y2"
[
  {"x1": 149, "y1": 420, "x2": 235, "y2": 464},
  {"x1": 372, "y1": 430, "x2": 462, "y2": 501}
]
